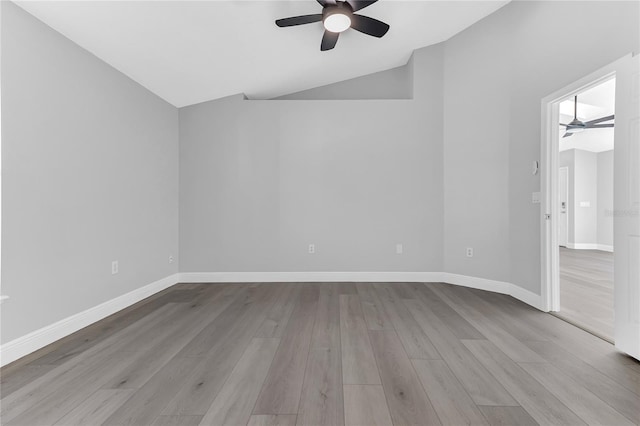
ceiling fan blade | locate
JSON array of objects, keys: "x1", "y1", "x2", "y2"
[
  {"x1": 350, "y1": 14, "x2": 390, "y2": 38},
  {"x1": 563, "y1": 132, "x2": 573, "y2": 138},
  {"x1": 585, "y1": 115, "x2": 614, "y2": 126},
  {"x1": 346, "y1": 0, "x2": 379, "y2": 12},
  {"x1": 586, "y1": 123, "x2": 615, "y2": 128},
  {"x1": 560, "y1": 123, "x2": 568, "y2": 127},
  {"x1": 321, "y1": 30, "x2": 339, "y2": 51},
  {"x1": 276, "y1": 14, "x2": 323, "y2": 27}
]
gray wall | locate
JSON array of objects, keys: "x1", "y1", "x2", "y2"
[
  {"x1": 559, "y1": 148, "x2": 613, "y2": 248},
  {"x1": 179, "y1": 45, "x2": 443, "y2": 273},
  {"x1": 597, "y1": 150, "x2": 614, "y2": 247},
  {"x1": 274, "y1": 64, "x2": 412, "y2": 100},
  {"x1": 442, "y1": 7, "x2": 511, "y2": 282},
  {"x1": 180, "y1": 1, "x2": 638, "y2": 293},
  {"x1": 3, "y1": 1, "x2": 638, "y2": 346},
  {"x1": 442, "y1": 0, "x2": 638, "y2": 292},
  {"x1": 573, "y1": 149, "x2": 598, "y2": 244},
  {"x1": 1, "y1": 2, "x2": 179, "y2": 344}
]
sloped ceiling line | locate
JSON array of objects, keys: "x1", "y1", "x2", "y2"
[{"x1": 15, "y1": 0, "x2": 511, "y2": 107}]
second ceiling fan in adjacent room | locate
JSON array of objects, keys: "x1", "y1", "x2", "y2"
[{"x1": 561, "y1": 95, "x2": 614, "y2": 138}]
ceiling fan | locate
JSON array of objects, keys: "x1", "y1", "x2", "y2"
[
  {"x1": 560, "y1": 95, "x2": 614, "y2": 138},
  {"x1": 275, "y1": 0, "x2": 390, "y2": 51}
]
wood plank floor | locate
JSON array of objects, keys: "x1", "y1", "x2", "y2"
[
  {"x1": 558, "y1": 248, "x2": 614, "y2": 341},
  {"x1": 2, "y1": 282, "x2": 639, "y2": 426}
]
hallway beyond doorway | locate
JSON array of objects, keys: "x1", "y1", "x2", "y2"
[{"x1": 556, "y1": 248, "x2": 614, "y2": 342}]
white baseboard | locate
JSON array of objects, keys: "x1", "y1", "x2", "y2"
[
  {"x1": 178, "y1": 271, "x2": 443, "y2": 283},
  {"x1": 566, "y1": 243, "x2": 614, "y2": 252},
  {"x1": 509, "y1": 283, "x2": 545, "y2": 310},
  {"x1": 0, "y1": 273, "x2": 180, "y2": 367},
  {"x1": 442, "y1": 273, "x2": 544, "y2": 311},
  {"x1": 566, "y1": 243, "x2": 597, "y2": 250},
  {"x1": 179, "y1": 271, "x2": 544, "y2": 311}
]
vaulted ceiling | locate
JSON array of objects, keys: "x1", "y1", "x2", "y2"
[{"x1": 16, "y1": 1, "x2": 510, "y2": 107}]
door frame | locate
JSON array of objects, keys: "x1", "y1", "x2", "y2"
[
  {"x1": 540, "y1": 54, "x2": 631, "y2": 313},
  {"x1": 558, "y1": 166, "x2": 569, "y2": 248}
]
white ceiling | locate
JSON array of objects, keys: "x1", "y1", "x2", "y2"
[
  {"x1": 559, "y1": 78, "x2": 615, "y2": 153},
  {"x1": 559, "y1": 78, "x2": 616, "y2": 121},
  {"x1": 559, "y1": 126, "x2": 614, "y2": 153},
  {"x1": 16, "y1": 0, "x2": 510, "y2": 107}
]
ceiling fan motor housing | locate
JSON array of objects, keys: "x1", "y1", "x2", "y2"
[
  {"x1": 323, "y1": 2, "x2": 354, "y2": 31},
  {"x1": 567, "y1": 118, "x2": 586, "y2": 132}
]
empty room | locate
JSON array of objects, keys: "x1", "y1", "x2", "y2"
[{"x1": 1, "y1": 1, "x2": 639, "y2": 425}]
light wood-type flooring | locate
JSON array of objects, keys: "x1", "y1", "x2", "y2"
[
  {"x1": 558, "y1": 248, "x2": 614, "y2": 342},
  {"x1": 2, "y1": 282, "x2": 639, "y2": 426}
]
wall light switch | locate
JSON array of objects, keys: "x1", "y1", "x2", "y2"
[
  {"x1": 396, "y1": 244, "x2": 403, "y2": 254},
  {"x1": 111, "y1": 260, "x2": 119, "y2": 275}
]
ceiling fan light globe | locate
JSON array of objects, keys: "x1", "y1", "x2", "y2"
[{"x1": 324, "y1": 13, "x2": 351, "y2": 32}]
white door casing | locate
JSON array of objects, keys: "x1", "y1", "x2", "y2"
[
  {"x1": 614, "y1": 54, "x2": 640, "y2": 360},
  {"x1": 541, "y1": 55, "x2": 636, "y2": 351}
]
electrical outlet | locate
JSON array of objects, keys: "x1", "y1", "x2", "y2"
[
  {"x1": 308, "y1": 244, "x2": 315, "y2": 254},
  {"x1": 466, "y1": 248, "x2": 473, "y2": 258},
  {"x1": 396, "y1": 243, "x2": 403, "y2": 254},
  {"x1": 531, "y1": 192, "x2": 541, "y2": 204},
  {"x1": 168, "y1": 255, "x2": 174, "y2": 264},
  {"x1": 111, "y1": 260, "x2": 119, "y2": 275}
]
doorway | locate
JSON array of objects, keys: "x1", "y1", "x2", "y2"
[
  {"x1": 555, "y1": 80, "x2": 616, "y2": 342},
  {"x1": 541, "y1": 54, "x2": 640, "y2": 360}
]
